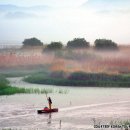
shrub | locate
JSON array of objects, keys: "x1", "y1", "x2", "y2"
[
  {"x1": 94, "y1": 39, "x2": 118, "y2": 50},
  {"x1": 67, "y1": 38, "x2": 90, "y2": 49}
]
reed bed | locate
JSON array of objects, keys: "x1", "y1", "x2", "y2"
[{"x1": 0, "y1": 75, "x2": 68, "y2": 96}]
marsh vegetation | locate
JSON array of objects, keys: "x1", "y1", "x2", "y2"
[
  {"x1": 24, "y1": 71, "x2": 130, "y2": 87},
  {"x1": 0, "y1": 75, "x2": 68, "y2": 96}
]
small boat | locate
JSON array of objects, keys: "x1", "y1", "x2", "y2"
[{"x1": 37, "y1": 108, "x2": 58, "y2": 114}]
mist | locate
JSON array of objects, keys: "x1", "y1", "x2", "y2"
[{"x1": 0, "y1": 45, "x2": 130, "y2": 75}]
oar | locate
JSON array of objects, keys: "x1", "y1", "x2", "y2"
[
  {"x1": 45, "y1": 91, "x2": 48, "y2": 99},
  {"x1": 45, "y1": 91, "x2": 50, "y2": 109}
]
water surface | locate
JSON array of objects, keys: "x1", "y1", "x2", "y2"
[{"x1": 0, "y1": 77, "x2": 130, "y2": 130}]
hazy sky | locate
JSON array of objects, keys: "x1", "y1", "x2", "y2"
[
  {"x1": 0, "y1": 0, "x2": 87, "y2": 7},
  {"x1": 0, "y1": 0, "x2": 130, "y2": 45}
]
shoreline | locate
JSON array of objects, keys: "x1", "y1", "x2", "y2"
[{"x1": 24, "y1": 73, "x2": 130, "y2": 88}]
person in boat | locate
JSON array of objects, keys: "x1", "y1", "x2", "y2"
[
  {"x1": 48, "y1": 97, "x2": 52, "y2": 110},
  {"x1": 44, "y1": 106, "x2": 49, "y2": 110}
]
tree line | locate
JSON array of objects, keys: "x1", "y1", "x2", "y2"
[{"x1": 22, "y1": 37, "x2": 118, "y2": 50}]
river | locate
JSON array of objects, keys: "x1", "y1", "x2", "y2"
[{"x1": 0, "y1": 77, "x2": 130, "y2": 130}]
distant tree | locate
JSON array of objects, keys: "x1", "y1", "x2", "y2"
[
  {"x1": 22, "y1": 37, "x2": 43, "y2": 46},
  {"x1": 67, "y1": 38, "x2": 90, "y2": 49},
  {"x1": 45, "y1": 42, "x2": 63, "y2": 51},
  {"x1": 94, "y1": 39, "x2": 118, "y2": 50}
]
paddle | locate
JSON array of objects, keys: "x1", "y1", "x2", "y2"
[
  {"x1": 45, "y1": 91, "x2": 48, "y2": 99},
  {"x1": 45, "y1": 91, "x2": 48, "y2": 105}
]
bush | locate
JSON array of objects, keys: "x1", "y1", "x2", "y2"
[
  {"x1": 94, "y1": 39, "x2": 118, "y2": 50},
  {"x1": 67, "y1": 38, "x2": 90, "y2": 49},
  {"x1": 22, "y1": 37, "x2": 43, "y2": 46},
  {"x1": 44, "y1": 42, "x2": 63, "y2": 51}
]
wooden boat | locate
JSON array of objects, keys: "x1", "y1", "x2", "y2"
[{"x1": 37, "y1": 108, "x2": 58, "y2": 114}]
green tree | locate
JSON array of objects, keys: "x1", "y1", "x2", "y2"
[
  {"x1": 22, "y1": 37, "x2": 43, "y2": 46},
  {"x1": 67, "y1": 38, "x2": 90, "y2": 49},
  {"x1": 45, "y1": 42, "x2": 63, "y2": 51},
  {"x1": 94, "y1": 39, "x2": 118, "y2": 50}
]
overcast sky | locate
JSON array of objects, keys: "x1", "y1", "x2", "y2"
[{"x1": 0, "y1": 0, "x2": 130, "y2": 45}]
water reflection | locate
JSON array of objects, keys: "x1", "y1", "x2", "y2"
[
  {"x1": 46, "y1": 113, "x2": 62, "y2": 129},
  {"x1": 47, "y1": 113, "x2": 52, "y2": 125}
]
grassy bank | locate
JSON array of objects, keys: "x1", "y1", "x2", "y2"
[
  {"x1": 24, "y1": 71, "x2": 130, "y2": 87},
  {"x1": 0, "y1": 75, "x2": 68, "y2": 96}
]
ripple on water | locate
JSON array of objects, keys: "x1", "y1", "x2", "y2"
[{"x1": 0, "y1": 101, "x2": 130, "y2": 129}]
